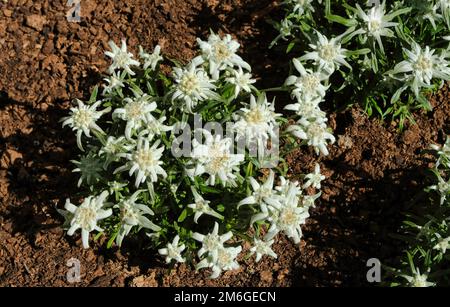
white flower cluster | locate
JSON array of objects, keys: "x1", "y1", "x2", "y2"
[
  {"x1": 429, "y1": 136, "x2": 450, "y2": 205},
  {"x1": 276, "y1": 0, "x2": 450, "y2": 119},
  {"x1": 193, "y1": 222, "x2": 241, "y2": 278},
  {"x1": 239, "y1": 169, "x2": 322, "y2": 249},
  {"x1": 60, "y1": 33, "x2": 327, "y2": 279},
  {"x1": 186, "y1": 129, "x2": 244, "y2": 187},
  {"x1": 285, "y1": 43, "x2": 337, "y2": 156},
  {"x1": 394, "y1": 137, "x2": 450, "y2": 287}
]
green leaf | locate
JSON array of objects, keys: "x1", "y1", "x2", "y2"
[
  {"x1": 107, "y1": 231, "x2": 118, "y2": 249},
  {"x1": 89, "y1": 86, "x2": 99, "y2": 104},
  {"x1": 286, "y1": 41, "x2": 296, "y2": 53},
  {"x1": 177, "y1": 208, "x2": 188, "y2": 223}
]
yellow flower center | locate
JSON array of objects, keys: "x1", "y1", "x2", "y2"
[
  {"x1": 180, "y1": 73, "x2": 199, "y2": 95},
  {"x1": 133, "y1": 149, "x2": 155, "y2": 169},
  {"x1": 319, "y1": 44, "x2": 337, "y2": 62},
  {"x1": 214, "y1": 42, "x2": 232, "y2": 62}
]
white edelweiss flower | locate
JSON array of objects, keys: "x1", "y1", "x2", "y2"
[
  {"x1": 429, "y1": 173, "x2": 450, "y2": 205},
  {"x1": 108, "y1": 181, "x2": 127, "y2": 194},
  {"x1": 285, "y1": 58, "x2": 329, "y2": 102},
  {"x1": 158, "y1": 235, "x2": 186, "y2": 264},
  {"x1": 187, "y1": 187, "x2": 223, "y2": 224},
  {"x1": 301, "y1": 191, "x2": 321, "y2": 209},
  {"x1": 238, "y1": 170, "x2": 281, "y2": 211},
  {"x1": 196, "y1": 32, "x2": 251, "y2": 80},
  {"x1": 355, "y1": 2, "x2": 398, "y2": 53},
  {"x1": 196, "y1": 246, "x2": 242, "y2": 279},
  {"x1": 300, "y1": 32, "x2": 351, "y2": 74},
  {"x1": 171, "y1": 57, "x2": 220, "y2": 113},
  {"x1": 72, "y1": 152, "x2": 103, "y2": 187},
  {"x1": 303, "y1": 163, "x2": 325, "y2": 189},
  {"x1": 433, "y1": 236, "x2": 450, "y2": 254},
  {"x1": 275, "y1": 176, "x2": 303, "y2": 197},
  {"x1": 232, "y1": 94, "x2": 281, "y2": 149},
  {"x1": 279, "y1": 18, "x2": 294, "y2": 39},
  {"x1": 62, "y1": 191, "x2": 112, "y2": 249},
  {"x1": 401, "y1": 268, "x2": 435, "y2": 287},
  {"x1": 430, "y1": 136, "x2": 450, "y2": 166},
  {"x1": 61, "y1": 99, "x2": 110, "y2": 151},
  {"x1": 112, "y1": 91, "x2": 157, "y2": 139},
  {"x1": 225, "y1": 67, "x2": 256, "y2": 98},
  {"x1": 287, "y1": 117, "x2": 336, "y2": 156},
  {"x1": 114, "y1": 136, "x2": 167, "y2": 188},
  {"x1": 284, "y1": 96, "x2": 326, "y2": 120},
  {"x1": 99, "y1": 136, "x2": 134, "y2": 168},
  {"x1": 138, "y1": 114, "x2": 173, "y2": 139},
  {"x1": 251, "y1": 176, "x2": 303, "y2": 225},
  {"x1": 288, "y1": 0, "x2": 315, "y2": 16},
  {"x1": 192, "y1": 221, "x2": 233, "y2": 262},
  {"x1": 115, "y1": 190, "x2": 160, "y2": 246},
  {"x1": 139, "y1": 45, "x2": 163, "y2": 71},
  {"x1": 105, "y1": 39, "x2": 140, "y2": 75},
  {"x1": 189, "y1": 130, "x2": 244, "y2": 187},
  {"x1": 391, "y1": 43, "x2": 450, "y2": 97},
  {"x1": 265, "y1": 180, "x2": 310, "y2": 243},
  {"x1": 102, "y1": 71, "x2": 126, "y2": 95},
  {"x1": 250, "y1": 238, "x2": 277, "y2": 262}
]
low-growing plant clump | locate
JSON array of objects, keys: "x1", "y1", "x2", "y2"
[
  {"x1": 272, "y1": 0, "x2": 450, "y2": 128},
  {"x1": 388, "y1": 137, "x2": 450, "y2": 287},
  {"x1": 59, "y1": 33, "x2": 334, "y2": 278}
]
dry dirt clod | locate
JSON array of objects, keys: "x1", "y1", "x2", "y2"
[{"x1": 25, "y1": 14, "x2": 47, "y2": 32}]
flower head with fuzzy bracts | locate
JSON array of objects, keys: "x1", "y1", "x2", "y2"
[
  {"x1": 158, "y1": 235, "x2": 186, "y2": 264},
  {"x1": 196, "y1": 33, "x2": 251, "y2": 80},
  {"x1": 401, "y1": 268, "x2": 435, "y2": 287},
  {"x1": 105, "y1": 40, "x2": 140, "y2": 75},
  {"x1": 60, "y1": 191, "x2": 112, "y2": 249},
  {"x1": 431, "y1": 136, "x2": 450, "y2": 167},
  {"x1": 171, "y1": 57, "x2": 220, "y2": 113},
  {"x1": 192, "y1": 222, "x2": 233, "y2": 262},
  {"x1": 99, "y1": 136, "x2": 134, "y2": 168},
  {"x1": 429, "y1": 173, "x2": 450, "y2": 205},
  {"x1": 287, "y1": 118, "x2": 336, "y2": 156},
  {"x1": 284, "y1": 96, "x2": 326, "y2": 121},
  {"x1": 391, "y1": 43, "x2": 450, "y2": 97},
  {"x1": 188, "y1": 130, "x2": 244, "y2": 187},
  {"x1": 138, "y1": 114, "x2": 173, "y2": 139},
  {"x1": 300, "y1": 32, "x2": 351, "y2": 74},
  {"x1": 302, "y1": 191, "x2": 321, "y2": 209},
  {"x1": 265, "y1": 180, "x2": 310, "y2": 243},
  {"x1": 289, "y1": 0, "x2": 315, "y2": 16},
  {"x1": 279, "y1": 18, "x2": 294, "y2": 39},
  {"x1": 433, "y1": 236, "x2": 450, "y2": 254},
  {"x1": 61, "y1": 99, "x2": 110, "y2": 151},
  {"x1": 355, "y1": 2, "x2": 399, "y2": 53},
  {"x1": 103, "y1": 71, "x2": 126, "y2": 95},
  {"x1": 115, "y1": 190, "x2": 161, "y2": 246},
  {"x1": 226, "y1": 67, "x2": 256, "y2": 98},
  {"x1": 233, "y1": 94, "x2": 281, "y2": 148},
  {"x1": 238, "y1": 170, "x2": 281, "y2": 211},
  {"x1": 303, "y1": 163, "x2": 325, "y2": 189},
  {"x1": 196, "y1": 246, "x2": 242, "y2": 279},
  {"x1": 188, "y1": 187, "x2": 223, "y2": 224},
  {"x1": 285, "y1": 58, "x2": 329, "y2": 102},
  {"x1": 250, "y1": 238, "x2": 277, "y2": 262},
  {"x1": 139, "y1": 45, "x2": 163, "y2": 71},
  {"x1": 115, "y1": 137, "x2": 167, "y2": 188},
  {"x1": 112, "y1": 92, "x2": 157, "y2": 140},
  {"x1": 72, "y1": 152, "x2": 103, "y2": 187}
]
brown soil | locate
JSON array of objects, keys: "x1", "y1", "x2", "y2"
[{"x1": 0, "y1": 0, "x2": 449, "y2": 287}]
